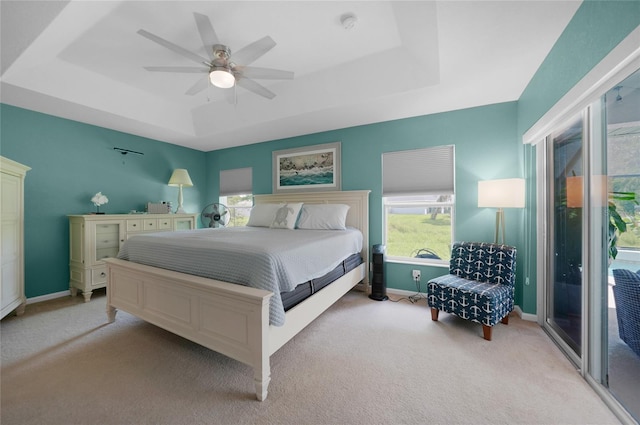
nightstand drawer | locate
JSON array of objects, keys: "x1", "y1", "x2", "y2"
[
  {"x1": 92, "y1": 267, "x2": 108, "y2": 286},
  {"x1": 126, "y1": 220, "x2": 142, "y2": 232}
]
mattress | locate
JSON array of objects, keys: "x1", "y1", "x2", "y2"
[
  {"x1": 281, "y1": 253, "x2": 363, "y2": 311},
  {"x1": 116, "y1": 227, "x2": 364, "y2": 326}
]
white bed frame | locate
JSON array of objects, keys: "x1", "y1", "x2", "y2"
[{"x1": 104, "y1": 190, "x2": 369, "y2": 401}]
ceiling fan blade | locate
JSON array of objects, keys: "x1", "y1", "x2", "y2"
[
  {"x1": 193, "y1": 12, "x2": 220, "y2": 60},
  {"x1": 236, "y1": 77, "x2": 276, "y2": 100},
  {"x1": 138, "y1": 29, "x2": 210, "y2": 66},
  {"x1": 185, "y1": 77, "x2": 210, "y2": 96},
  {"x1": 231, "y1": 36, "x2": 276, "y2": 66},
  {"x1": 239, "y1": 66, "x2": 294, "y2": 80},
  {"x1": 144, "y1": 66, "x2": 209, "y2": 73}
]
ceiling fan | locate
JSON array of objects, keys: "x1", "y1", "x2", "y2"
[{"x1": 138, "y1": 12, "x2": 294, "y2": 100}]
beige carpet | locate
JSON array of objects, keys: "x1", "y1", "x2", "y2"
[{"x1": 1, "y1": 289, "x2": 620, "y2": 425}]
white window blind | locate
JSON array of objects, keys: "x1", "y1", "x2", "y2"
[
  {"x1": 382, "y1": 145, "x2": 455, "y2": 196},
  {"x1": 219, "y1": 167, "x2": 252, "y2": 196}
]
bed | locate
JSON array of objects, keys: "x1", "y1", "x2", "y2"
[{"x1": 104, "y1": 190, "x2": 370, "y2": 401}]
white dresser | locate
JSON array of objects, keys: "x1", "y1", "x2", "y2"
[
  {"x1": 1, "y1": 157, "x2": 30, "y2": 319},
  {"x1": 68, "y1": 213, "x2": 197, "y2": 301}
]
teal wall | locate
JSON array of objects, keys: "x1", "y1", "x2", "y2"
[
  {"x1": 1, "y1": 0, "x2": 637, "y2": 314},
  {"x1": 1, "y1": 102, "x2": 524, "y2": 304},
  {"x1": 518, "y1": 0, "x2": 640, "y2": 137},
  {"x1": 0, "y1": 104, "x2": 206, "y2": 298},
  {"x1": 206, "y1": 102, "x2": 525, "y2": 301},
  {"x1": 516, "y1": 0, "x2": 640, "y2": 313}
]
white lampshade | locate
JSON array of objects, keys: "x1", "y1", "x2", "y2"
[
  {"x1": 168, "y1": 169, "x2": 193, "y2": 187},
  {"x1": 168, "y1": 169, "x2": 193, "y2": 214},
  {"x1": 478, "y1": 178, "x2": 525, "y2": 244},
  {"x1": 478, "y1": 178, "x2": 525, "y2": 208},
  {"x1": 209, "y1": 68, "x2": 235, "y2": 88}
]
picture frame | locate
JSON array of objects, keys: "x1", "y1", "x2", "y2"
[{"x1": 272, "y1": 142, "x2": 341, "y2": 193}]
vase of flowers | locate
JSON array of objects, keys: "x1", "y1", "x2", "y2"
[{"x1": 91, "y1": 192, "x2": 109, "y2": 214}]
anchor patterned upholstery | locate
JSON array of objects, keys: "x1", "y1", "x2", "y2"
[
  {"x1": 427, "y1": 241, "x2": 517, "y2": 341},
  {"x1": 612, "y1": 269, "x2": 640, "y2": 357}
]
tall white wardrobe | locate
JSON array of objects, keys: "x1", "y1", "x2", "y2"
[{"x1": 1, "y1": 156, "x2": 30, "y2": 319}]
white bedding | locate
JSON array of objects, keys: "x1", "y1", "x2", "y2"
[{"x1": 116, "y1": 227, "x2": 363, "y2": 326}]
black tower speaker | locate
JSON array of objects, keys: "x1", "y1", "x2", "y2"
[{"x1": 369, "y1": 244, "x2": 388, "y2": 301}]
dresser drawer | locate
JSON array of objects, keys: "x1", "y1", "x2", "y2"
[
  {"x1": 91, "y1": 267, "x2": 108, "y2": 286},
  {"x1": 126, "y1": 219, "x2": 142, "y2": 232},
  {"x1": 174, "y1": 218, "x2": 193, "y2": 230},
  {"x1": 96, "y1": 235, "x2": 119, "y2": 249},
  {"x1": 95, "y1": 223, "x2": 118, "y2": 234},
  {"x1": 96, "y1": 247, "x2": 119, "y2": 261},
  {"x1": 143, "y1": 219, "x2": 158, "y2": 231},
  {"x1": 158, "y1": 218, "x2": 172, "y2": 230}
]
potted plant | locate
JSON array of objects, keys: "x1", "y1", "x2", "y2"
[
  {"x1": 91, "y1": 192, "x2": 109, "y2": 214},
  {"x1": 609, "y1": 191, "x2": 638, "y2": 260}
]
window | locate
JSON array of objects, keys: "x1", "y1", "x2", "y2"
[
  {"x1": 219, "y1": 168, "x2": 252, "y2": 227},
  {"x1": 382, "y1": 146, "x2": 455, "y2": 263},
  {"x1": 607, "y1": 123, "x2": 640, "y2": 251}
]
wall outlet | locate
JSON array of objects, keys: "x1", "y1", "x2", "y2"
[{"x1": 412, "y1": 269, "x2": 421, "y2": 280}]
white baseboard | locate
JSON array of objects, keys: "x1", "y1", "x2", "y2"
[
  {"x1": 514, "y1": 305, "x2": 537, "y2": 322},
  {"x1": 386, "y1": 287, "x2": 424, "y2": 297},
  {"x1": 27, "y1": 290, "x2": 70, "y2": 305},
  {"x1": 387, "y1": 288, "x2": 539, "y2": 322}
]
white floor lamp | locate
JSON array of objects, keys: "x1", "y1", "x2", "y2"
[
  {"x1": 478, "y1": 178, "x2": 525, "y2": 244},
  {"x1": 168, "y1": 169, "x2": 193, "y2": 214}
]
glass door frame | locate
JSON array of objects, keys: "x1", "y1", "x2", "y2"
[
  {"x1": 532, "y1": 67, "x2": 639, "y2": 425},
  {"x1": 539, "y1": 109, "x2": 590, "y2": 369}
]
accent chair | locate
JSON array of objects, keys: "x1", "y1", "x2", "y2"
[
  {"x1": 427, "y1": 241, "x2": 517, "y2": 341},
  {"x1": 612, "y1": 268, "x2": 640, "y2": 357}
]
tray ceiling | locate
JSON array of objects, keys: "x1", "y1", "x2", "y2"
[{"x1": 1, "y1": 1, "x2": 582, "y2": 151}]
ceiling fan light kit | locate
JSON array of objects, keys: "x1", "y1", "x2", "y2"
[
  {"x1": 138, "y1": 12, "x2": 293, "y2": 100},
  {"x1": 210, "y1": 68, "x2": 235, "y2": 88}
]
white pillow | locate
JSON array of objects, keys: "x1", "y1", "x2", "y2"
[
  {"x1": 270, "y1": 203, "x2": 303, "y2": 230},
  {"x1": 296, "y1": 204, "x2": 350, "y2": 230},
  {"x1": 247, "y1": 203, "x2": 283, "y2": 227}
]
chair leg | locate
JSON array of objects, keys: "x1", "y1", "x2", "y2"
[
  {"x1": 482, "y1": 324, "x2": 492, "y2": 341},
  {"x1": 501, "y1": 314, "x2": 509, "y2": 325},
  {"x1": 431, "y1": 308, "x2": 439, "y2": 321}
]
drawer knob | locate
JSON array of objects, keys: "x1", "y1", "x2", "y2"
[{"x1": 100, "y1": 272, "x2": 106, "y2": 277}]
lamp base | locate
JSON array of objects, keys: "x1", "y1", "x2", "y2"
[
  {"x1": 494, "y1": 209, "x2": 506, "y2": 244},
  {"x1": 175, "y1": 207, "x2": 186, "y2": 214}
]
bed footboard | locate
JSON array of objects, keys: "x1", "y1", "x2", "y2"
[
  {"x1": 105, "y1": 258, "x2": 273, "y2": 400},
  {"x1": 105, "y1": 258, "x2": 365, "y2": 400}
]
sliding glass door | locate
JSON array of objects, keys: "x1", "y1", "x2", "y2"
[
  {"x1": 540, "y1": 67, "x2": 639, "y2": 423},
  {"x1": 603, "y1": 70, "x2": 640, "y2": 422},
  {"x1": 545, "y1": 113, "x2": 585, "y2": 360}
]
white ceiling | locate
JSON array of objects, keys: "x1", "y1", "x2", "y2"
[{"x1": 1, "y1": 1, "x2": 582, "y2": 152}]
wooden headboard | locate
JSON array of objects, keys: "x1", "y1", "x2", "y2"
[{"x1": 253, "y1": 190, "x2": 370, "y2": 288}]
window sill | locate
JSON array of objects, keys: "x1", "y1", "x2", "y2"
[{"x1": 386, "y1": 258, "x2": 449, "y2": 268}]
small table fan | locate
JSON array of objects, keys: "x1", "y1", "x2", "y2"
[{"x1": 201, "y1": 203, "x2": 229, "y2": 228}]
